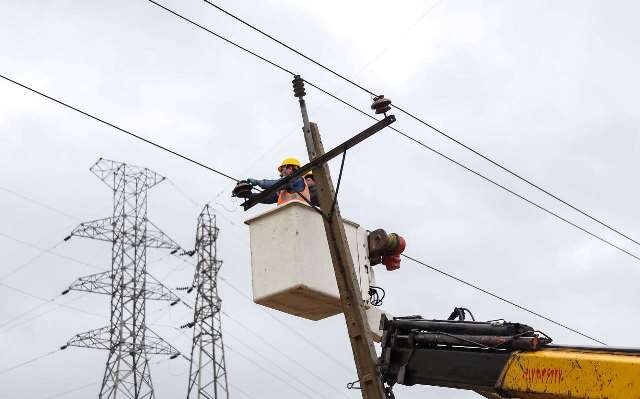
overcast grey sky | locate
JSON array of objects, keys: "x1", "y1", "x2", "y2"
[{"x1": 1, "y1": 1, "x2": 640, "y2": 398}]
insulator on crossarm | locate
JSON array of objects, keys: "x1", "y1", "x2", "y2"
[
  {"x1": 292, "y1": 75, "x2": 306, "y2": 98},
  {"x1": 371, "y1": 95, "x2": 392, "y2": 115}
]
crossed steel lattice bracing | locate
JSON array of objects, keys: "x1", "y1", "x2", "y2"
[
  {"x1": 63, "y1": 158, "x2": 181, "y2": 399},
  {"x1": 186, "y1": 205, "x2": 229, "y2": 399}
]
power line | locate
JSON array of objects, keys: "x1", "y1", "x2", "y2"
[
  {"x1": 0, "y1": 295, "x2": 87, "y2": 334},
  {"x1": 224, "y1": 343, "x2": 318, "y2": 399},
  {"x1": 40, "y1": 353, "x2": 181, "y2": 399},
  {"x1": 169, "y1": 251, "x2": 354, "y2": 373},
  {"x1": 189, "y1": 184, "x2": 608, "y2": 347},
  {"x1": 401, "y1": 253, "x2": 607, "y2": 345},
  {"x1": 0, "y1": 298, "x2": 58, "y2": 332},
  {"x1": 388, "y1": 132, "x2": 640, "y2": 264},
  {"x1": 0, "y1": 281, "x2": 104, "y2": 320},
  {"x1": 0, "y1": 231, "x2": 103, "y2": 271},
  {"x1": 222, "y1": 311, "x2": 350, "y2": 398},
  {"x1": 144, "y1": 0, "x2": 640, "y2": 265},
  {"x1": 0, "y1": 240, "x2": 64, "y2": 281},
  {"x1": 2, "y1": 2, "x2": 635, "y2": 269},
  {"x1": 41, "y1": 381, "x2": 98, "y2": 399},
  {"x1": 226, "y1": 381, "x2": 257, "y2": 399},
  {"x1": 0, "y1": 185, "x2": 82, "y2": 221},
  {"x1": 0, "y1": 73, "x2": 238, "y2": 183},
  {"x1": 0, "y1": 2, "x2": 621, "y2": 353},
  {"x1": 5, "y1": 4, "x2": 638, "y2": 267},
  {"x1": 161, "y1": 328, "x2": 257, "y2": 399},
  {"x1": 218, "y1": 276, "x2": 353, "y2": 372},
  {"x1": 223, "y1": 330, "x2": 327, "y2": 399},
  {"x1": 200, "y1": 0, "x2": 640, "y2": 250},
  {"x1": 0, "y1": 255, "x2": 174, "y2": 334},
  {"x1": 0, "y1": 349, "x2": 60, "y2": 377}
]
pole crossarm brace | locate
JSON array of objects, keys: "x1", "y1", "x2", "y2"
[{"x1": 241, "y1": 114, "x2": 395, "y2": 210}]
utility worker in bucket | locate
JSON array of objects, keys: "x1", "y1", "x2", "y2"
[
  {"x1": 246, "y1": 157, "x2": 311, "y2": 206},
  {"x1": 304, "y1": 171, "x2": 320, "y2": 207}
]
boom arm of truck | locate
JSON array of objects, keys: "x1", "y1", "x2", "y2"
[{"x1": 379, "y1": 315, "x2": 640, "y2": 399}]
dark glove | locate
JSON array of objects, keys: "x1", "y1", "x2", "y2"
[{"x1": 246, "y1": 178, "x2": 259, "y2": 186}]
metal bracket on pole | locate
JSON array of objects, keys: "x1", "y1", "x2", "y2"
[{"x1": 241, "y1": 114, "x2": 395, "y2": 211}]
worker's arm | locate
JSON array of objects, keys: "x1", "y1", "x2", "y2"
[
  {"x1": 249, "y1": 177, "x2": 306, "y2": 193},
  {"x1": 245, "y1": 178, "x2": 279, "y2": 204},
  {"x1": 249, "y1": 178, "x2": 278, "y2": 189},
  {"x1": 247, "y1": 191, "x2": 278, "y2": 204}
]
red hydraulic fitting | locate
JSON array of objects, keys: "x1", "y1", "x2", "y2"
[
  {"x1": 387, "y1": 233, "x2": 406, "y2": 255},
  {"x1": 382, "y1": 255, "x2": 401, "y2": 271},
  {"x1": 368, "y1": 229, "x2": 406, "y2": 271}
]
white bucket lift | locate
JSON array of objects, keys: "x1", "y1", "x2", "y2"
[{"x1": 245, "y1": 202, "x2": 390, "y2": 341}]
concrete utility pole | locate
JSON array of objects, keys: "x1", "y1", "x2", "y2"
[
  {"x1": 240, "y1": 76, "x2": 395, "y2": 398},
  {"x1": 293, "y1": 76, "x2": 387, "y2": 399}
]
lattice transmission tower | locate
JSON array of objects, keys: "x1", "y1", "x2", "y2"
[
  {"x1": 183, "y1": 204, "x2": 229, "y2": 399},
  {"x1": 61, "y1": 158, "x2": 182, "y2": 399}
]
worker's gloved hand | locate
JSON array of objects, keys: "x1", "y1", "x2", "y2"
[{"x1": 246, "y1": 178, "x2": 259, "y2": 186}]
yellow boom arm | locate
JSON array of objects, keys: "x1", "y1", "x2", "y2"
[{"x1": 379, "y1": 317, "x2": 640, "y2": 399}]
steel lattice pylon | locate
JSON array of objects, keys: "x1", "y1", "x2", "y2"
[
  {"x1": 185, "y1": 204, "x2": 229, "y2": 399},
  {"x1": 62, "y1": 158, "x2": 182, "y2": 399}
]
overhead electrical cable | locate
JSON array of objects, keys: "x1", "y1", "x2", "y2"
[
  {"x1": 223, "y1": 331, "x2": 327, "y2": 399},
  {"x1": 0, "y1": 188, "x2": 183, "y2": 332},
  {"x1": 218, "y1": 275, "x2": 353, "y2": 372},
  {"x1": 142, "y1": 0, "x2": 640, "y2": 265},
  {"x1": 401, "y1": 253, "x2": 607, "y2": 345},
  {"x1": 41, "y1": 381, "x2": 98, "y2": 399},
  {"x1": 0, "y1": 4, "x2": 634, "y2": 268},
  {"x1": 0, "y1": 348, "x2": 61, "y2": 377},
  {"x1": 168, "y1": 252, "x2": 355, "y2": 373},
  {"x1": 200, "y1": 0, "x2": 640, "y2": 249},
  {"x1": 222, "y1": 311, "x2": 350, "y2": 398},
  {"x1": 0, "y1": 185, "x2": 82, "y2": 221},
  {"x1": 0, "y1": 295, "x2": 87, "y2": 334},
  {"x1": 0, "y1": 297, "x2": 60, "y2": 332},
  {"x1": 0, "y1": 73, "x2": 238, "y2": 183},
  {"x1": 0, "y1": 240, "x2": 65, "y2": 281},
  {"x1": 0, "y1": 281, "x2": 103, "y2": 320},
  {"x1": 0, "y1": 5, "x2": 619, "y2": 351},
  {"x1": 0, "y1": 231, "x2": 104, "y2": 271},
  {"x1": 191, "y1": 200, "x2": 607, "y2": 347},
  {"x1": 225, "y1": 344, "x2": 318, "y2": 399}
]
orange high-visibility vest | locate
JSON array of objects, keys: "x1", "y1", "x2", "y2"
[{"x1": 277, "y1": 179, "x2": 311, "y2": 206}]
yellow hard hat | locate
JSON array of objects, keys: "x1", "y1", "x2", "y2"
[
  {"x1": 304, "y1": 171, "x2": 314, "y2": 178},
  {"x1": 278, "y1": 157, "x2": 301, "y2": 171}
]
